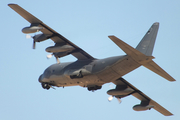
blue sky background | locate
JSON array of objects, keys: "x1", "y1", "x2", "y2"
[{"x1": 1, "y1": 0, "x2": 180, "y2": 119}]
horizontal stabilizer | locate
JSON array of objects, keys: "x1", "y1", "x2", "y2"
[
  {"x1": 108, "y1": 35, "x2": 146, "y2": 58},
  {"x1": 108, "y1": 35, "x2": 155, "y2": 64},
  {"x1": 143, "y1": 60, "x2": 176, "y2": 81},
  {"x1": 108, "y1": 35, "x2": 176, "y2": 82}
]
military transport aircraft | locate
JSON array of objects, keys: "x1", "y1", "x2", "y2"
[{"x1": 9, "y1": 3, "x2": 175, "y2": 116}]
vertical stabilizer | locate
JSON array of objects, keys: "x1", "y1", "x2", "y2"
[{"x1": 136, "y1": 22, "x2": 159, "y2": 56}]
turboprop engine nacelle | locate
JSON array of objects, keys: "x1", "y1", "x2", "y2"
[
  {"x1": 133, "y1": 100, "x2": 154, "y2": 111},
  {"x1": 33, "y1": 33, "x2": 51, "y2": 42},
  {"x1": 22, "y1": 26, "x2": 43, "y2": 34},
  {"x1": 46, "y1": 45, "x2": 75, "y2": 53},
  {"x1": 107, "y1": 88, "x2": 134, "y2": 96},
  {"x1": 133, "y1": 104, "x2": 154, "y2": 111}
]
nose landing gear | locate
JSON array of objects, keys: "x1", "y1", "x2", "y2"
[{"x1": 41, "y1": 83, "x2": 50, "y2": 90}]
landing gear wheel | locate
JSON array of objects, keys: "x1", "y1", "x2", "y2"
[
  {"x1": 41, "y1": 83, "x2": 50, "y2": 90},
  {"x1": 87, "y1": 85, "x2": 102, "y2": 91},
  {"x1": 88, "y1": 87, "x2": 92, "y2": 91}
]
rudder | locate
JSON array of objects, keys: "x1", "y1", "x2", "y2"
[{"x1": 136, "y1": 22, "x2": 159, "y2": 56}]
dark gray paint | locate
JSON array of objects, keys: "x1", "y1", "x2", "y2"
[{"x1": 9, "y1": 4, "x2": 175, "y2": 116}]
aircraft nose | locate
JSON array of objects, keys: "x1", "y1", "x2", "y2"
[{"x1": 38, "y1": 74, "x2": 43, "y2": 83}]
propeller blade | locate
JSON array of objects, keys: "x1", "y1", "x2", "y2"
[
  {"x1": 25, "y1": 34, "x2": 36, "y2": 49},
  {"x1": 117, "y1": 98, "x2": 122, "y2": 103},
  {"x1": 26, "y1": 34, "x2": 32, "y2": 39},
  {"x1": 33, "y1": 40, "x2": 36, "y2": 49},
  {"x1": 50, "y1": 86, "x2": 56, "y2": 90},
  {"x1": 109, "y1": 84, "x2": 114, "y2": 89},
  {"x1": 56, "y1": 57, "x2": 60, "y2": 64},
  {"x1": 50, "y1": 42, "x2": 55, "y2": 46},
  {"x1": 47, "y1": 54, "x2": 53, "y2": 59},
  {"x1": 47, "y1": 54, "x2": 60, "y2": 64},
  {"x1": 108, "y1": 96, "x2": 114, "y2": 102}
]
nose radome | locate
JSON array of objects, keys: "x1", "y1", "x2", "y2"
[{"x1": 38, "y1": 74, "x2": 43, "y2": 83}]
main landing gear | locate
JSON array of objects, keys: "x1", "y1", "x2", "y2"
[{"x1": 87, "y1": 85, "x2": 102, "y2": 92}]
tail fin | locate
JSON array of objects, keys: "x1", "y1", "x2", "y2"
[
  {"x1": 108, "y1": 22, "x2": 176, "y2": 82},
  {"x1": 136, "y1": 22, "x2": 159, "y2": 56}
]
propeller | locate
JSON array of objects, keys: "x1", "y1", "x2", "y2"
[
  {"x1": 47, "y1": 53, "x2": 60, "y2": 64},
  {"x1": 46, "y1": 42, "x2": 61, "y2": 63},
  {"x1": 33, "y1": 39, "x2": 36, "y2": 49},
  {"x1": 50, "y1": 85, "x2": 56, "y2": 90},
  {"x1": 26, "y1": 34, "x2": 60, "y2": 63},
  {"x1": 26, "y1": 34, "x2": 36, "y2": 49},
  {"x1": 108, "y1": 84, "x2": 114, "y2": 102},
  {"x1": 108, "y1": 95, "x2": 122, "y2": 103},
  {"x1": 107, "y1": 84, "x2": 122, "y2": 103},
  {"x1": 47, "y1": 54, "x2": 53, "y2": 59},
  {"x1": 26, "y1": 34, "x2": 32, "y2": 39},
  {"x1": 56, "y1": 57, "x2": 60, "y2": 64},
  {"x1": 108, "y1": 95, "x2": 114, "y2": 102},
  {"x1": 109, "y1": 84, "x2": 114, "y2": 89},
  {"x1": 117, "y1": 98, "x2": 122, "y2": 103}
]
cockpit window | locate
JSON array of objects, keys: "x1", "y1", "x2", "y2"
[{"x1": 44, "y1": 69, "x2": 51, "y2": 78}]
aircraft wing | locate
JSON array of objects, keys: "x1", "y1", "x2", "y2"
[
  {"x1": 113, "y1": 78, "x2": 173, "y2": 116},
  {"x1": 8, "y1": 4, "x2": 94, "y2": 60}
]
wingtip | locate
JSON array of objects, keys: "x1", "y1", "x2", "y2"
[
  {"x1": 108, "y1": 35, "x2": 117, "y2": 40},
  {"x1": 168, "y1": 76, "x2": 176, "y2": 82},
  {"x1": 153, "y1": 22, "x2": 159, "y2": 26},
  {"x1": 170, "y1": 79, "x2": 176, "y2": 82},
  {"x1": 164, "y1": 113, "x2": 173, "y2": 116},
  {"x1": 108, "y1": 35, "x2": 114, "y2": 38},
  {"x1": 8, "y1": 3, "x2": 17, "y2": 6},
  {"x1": 167, "y1": 114, "x2": 174, "y2": 116}
]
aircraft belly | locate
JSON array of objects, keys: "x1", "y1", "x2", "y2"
[
  {"x1": 111, "y1": 56, "x2": 141, "y2": 76},
  {"x1": 48, "y1": 73, "x2": 102, "y2": 87},
  {"x1": 96, "y1": 56, "x2": 141, "y2": 83},
  {"x1": 47, "y1": 75, "x2": 71, "y2": 87},
  {"x1": 78, "y1": 75, "x2": 104, "y2": 87},
  {"x1": 96, "y1": 67, "x2": 120, "y2": 82}
]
